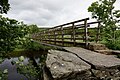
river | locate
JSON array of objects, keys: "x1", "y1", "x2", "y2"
[{"x1": 0, "y1": 50, "x2": 47, "y2": 80}]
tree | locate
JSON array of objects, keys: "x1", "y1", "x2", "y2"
[
  {"x1": 88, "y1": 0, "x2": 120, "y2": 49},
  {"x1": 0, "y1": 0, "x2": 10, "y2": 14},
  {"x1": 0, "y1": 15, "x2": 28, "y2": 55},
  {"x1": 28, "y1": 24, "x2": 39, "y2": 34}
]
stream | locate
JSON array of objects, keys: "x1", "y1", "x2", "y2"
[{"x1": 0, "y1": 50, "x2": 47, "y2": 80}]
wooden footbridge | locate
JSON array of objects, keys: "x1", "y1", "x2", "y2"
[
  {"x1": 31, "y1": 18, "x2": 120, "y2": 79},
  {"x1": 32, "y1": 18, "x2": 101, "y2": 48}
]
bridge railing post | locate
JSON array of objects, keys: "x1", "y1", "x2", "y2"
[
  {"x1": 46, "y1": 31, "x2": 48, "y2": 43},
  {"x1": 48, "y1": 29, "x2": 51, "y2": 44},
  {"x1": 96, "y1": 22, "x2": 101, "y2": 43},
  {"x1": 84, "y1": 19, "x2": 88, "y2": 48},
  {"x1": 61, "y1": 26, "x2": 64, "y2": 46},
  {"x1": 43, "y1": 31, "x2": 46, "y2": 43},
  {"x1": 54, "y1": 28, "x2": 56, "y2": 45},
  {"x1": 72, "y1": 23, "x2": 76, "y2": 46},
  {"x1": 39, "y1": 33, "x2": 41, "y2": 41},
  {"x1": 44, "y1": 31, "x2": 46, "y2": 43},
  {"x1": 37, "y1": 32, "x2": 40, "y2": 41},
  {"x1": 40, "y1": 31, "x2": 43, "y2": 42}
]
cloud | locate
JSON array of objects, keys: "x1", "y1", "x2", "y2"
[{"x1": 3, "y1": 0, "x2": 120, "y2": 27}]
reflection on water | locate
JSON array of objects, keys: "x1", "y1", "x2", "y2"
[
  {"x1": 0, "y1": 51, "x2": 47, "y2": 80},
  {"x1": 0, "y1": 58, "x2": 27, "y2": 80}
]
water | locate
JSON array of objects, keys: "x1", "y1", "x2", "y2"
[
  {"x1": 0, "y1": 58, "x2": 28, "y2": 80},
  {"x1": 0, "y1": 50, "x2": 47, "y2": 80}
]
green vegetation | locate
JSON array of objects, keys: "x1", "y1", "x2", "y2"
[
  {"x1": 0, "y1": 69, "x2": 8, "y2": 80},
  {"x1": 88, "y1": 0, "x2": 120, "y2": 50},
  {"x1": 15, "y1": 56, "x2": 41, "y2": 80},
  {"x1": 0, "y1": 15, "x2": 48, "y2": 79},
  {"x1": 0, "y1": 15, "x2": 28, "y2": 56},
  {"x1": 0, "y1": 15, "x2": 49, "y2": 54},
  {"x1": 0, "y1": 1, "x2": 10, "y2": 79},
  {"x1": 22, "y1": 39, "x2": 50, "y2": 51},
  {"x1": 0, "y1": 0, "x2": 10, "y2": 14},
  {"x1": 10, "y1": 54, "x2": 47, "y2": 80},
  {"x1": 0, "y1": 0, "x2": 120, "y2": 79},
  {"x1": 0, "y1": 1, "x2": 48, "y2": 78}
]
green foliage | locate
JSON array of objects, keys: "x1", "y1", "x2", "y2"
[
  {"x1": 88, "y1": 0, "x2": 120, "y2": 50},
  {"x1": 88, "y1": 0, "x2": 117, "y2": 20},
  {"x1": 105, "y1": 38, "x2": 120, "y2": 50},
  {"x1": 27, "y1": 24, "x2": 39, "y2": 34},
  {"x1": 20, "y1": 24, "x2": 53, "y2": 51},
  {"x1": 0, "y1": 57, "x2": 4, "y2": 63},
  {"x1": 0, "y1": 69, "x2": 8, "y2": 80},
  {"x1": 22, "y1": 39, "x2": 52, "y2": 51},
  {"x1": 0, "y1": 0, "x2": 10, "y2": 14},
  {"x1": 13, "y1": 55, "x2": 47, "y2": 80},
  {"x1": 105, "y1": 30, "x2": 120, "y2": 50},
  {"x1": 14, "y1": 56, "x2": 40, "y2": 80},
  {"x1": 88, "y1": 0, "x2": 120, "y2": 33},
  {"x1": 0, "y1": 15, "x2": 28, "y2": 55},
  {"x1": 22, "y1": 39, "x2": 43, "y2": 51}
]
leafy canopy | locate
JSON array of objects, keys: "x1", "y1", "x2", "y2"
[
  {"x1": 0, "y1": 15, "x2": 28, "y2": 55},
  {"x1": 88, "y1": 0, "x2": 120, "y2": 38},
  {"x1": 88, "y1": 0, "x2": 120, "y2": 50},
  {"x1": 88, "y1": 0, "x2": 120, "y2": 20},
  {"x1": 0, "y1": 0, "x2": 10, "y2": 14}
]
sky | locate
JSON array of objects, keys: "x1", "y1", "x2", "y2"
[{"x1": 3, "y1": 0, "x2": 120, "y2": 27}]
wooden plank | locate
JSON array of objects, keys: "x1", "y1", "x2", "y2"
[
  {"x1": 51, "y1": 18, "x2": 89, "y2": 29},
  {"x1": 44, "y1": 37, "x2": 84, "y2": 40},
  {"x1": 62, "y1": 25, "x2": 89, "y2": 30},
  {"x1": 63, "y1": 25, "x2": 73, "y2": 30},
  {"x1": 75, "y1": 32, "x2": 89, "y2": 35},
  {"x1": 87, "y1": 21, "x2": 101, "y2": 25}
]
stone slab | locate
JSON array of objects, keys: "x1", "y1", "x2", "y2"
[
  {"x1": 46, "y1": 50, "x2": 91, "y2": 79},
  {"x1": 64, "y1": 47, "x2": 120, "y2": 70}
]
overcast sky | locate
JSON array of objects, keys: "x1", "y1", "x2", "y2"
[{"x1": 3, "y1": 0, "x2": 120, "y2": 27}]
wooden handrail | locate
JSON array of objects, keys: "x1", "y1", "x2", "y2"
[
  {"x1": 32, "y1": 18, "x2": 102, "y2": 47},
  {"x1": 50, "y1": 18, "x2": 89, "y2": 29}
]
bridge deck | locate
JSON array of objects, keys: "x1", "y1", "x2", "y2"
[{"x1": 63, "y1": 47, "x2": 120, "y2": 70}]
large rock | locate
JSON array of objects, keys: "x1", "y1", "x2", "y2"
[
  {"x1": 88, "y1": 43, "x2": 108, "y2": 51},
  {"x1": 44, "y1": 49, "x2": 120, "y2": 80},
  {"x1": 46, "y1": 50, "x2": 91, "y2": 80},
  {"x1": 64, "y1": 47, "x2": 120, "y2": 70},
  {"x1": 87, "y1": 43, "x2": 113, "y2": 55},
  {"x1": 88, "y1": 43, "x2": 120, "y2": 55}
]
